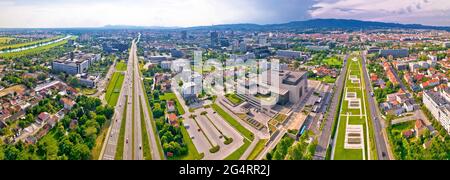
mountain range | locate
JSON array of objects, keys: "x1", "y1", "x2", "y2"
[{"x1": 104, "y1": 19, "x2": 450, "y2": 32}]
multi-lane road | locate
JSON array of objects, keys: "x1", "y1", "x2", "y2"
[
  {"x1": 361, "y1": 52, "x2": 391, "y2": 160},
  {"x1": 102, "y1": 36, "x2": 162, "y2": 160}
]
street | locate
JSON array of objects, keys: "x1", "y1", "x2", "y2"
[{"x1": 361, "y1": 52, "x2": 391, "y2": 160}]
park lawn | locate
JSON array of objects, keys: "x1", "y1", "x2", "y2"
[
  {"x1": 160, "y1": 93, "x2": 186, "y2": 115},
  {"x1": 225, "y1": 93, "x2": 243, "y2": 105},
  {"x1": 115, "y1": 96, "x2": 128, "y2": 160},
  {"x1": 323, "y1": 57, "x2": 343, "y2": 68},
  {"x1": 333, "y1": 55, "x2": 371, "y2": 160},
  {"x1": 333, "y1": 115, "x2": 364, "y2": 160},
  {"x1": 316, "y1": 76, "x2": 336, "y2": 83},
  {"x1": 140, "y1": 99, "x2": 152, "y2": 160},
  {"x1": 170, "y1": 123, "x2": 203, "y2": 160},
  {"x1": 212, "y1": 104, "x2": 254, "y2": 141},
  {"x1": 105, "y1": 72, "x2": 125, "y2": 106},
  {"x1": 224, "y1": 139, "x2": 251, "y2": 160},
  {"x1": 247, "y1": 139, "x2": 268, "y2": 160},
  {"x1": 116, "y1": 61, "x2": 127, "y2": 71},
  {"x1": 0, "y1": 36, "x2": 75, "y2": 59}
]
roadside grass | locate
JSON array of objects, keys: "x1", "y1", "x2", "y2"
[
  {"x1": 115, "y1": 96, "x2": 128, "y2": 160},
  {"x1": 91, "y1": 119, "x2": 111, "y2": 160},
  {"x1": 140, "y1": 99, "x2": 152, "y2": 160},
  {"x1": 224, "y1": 139, "x2": 251, "y2": 160},
  {"x1": 105, "y1": 72, "x2": 125, "y2": 107},
  {"x1": 160, "y1": 93, "x2": 186, "y2": 115},
  {"x1": 247, "y1": 139, "x2": 268, "y2": 160}
]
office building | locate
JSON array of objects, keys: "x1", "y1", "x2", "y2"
[
  {"x1": 276, "y1": 50, "x2": 303, "y2": 59},
  {"x1": 380, "y1": 49, "x2": 409, "y2": 58},
  {"x1": 423, "y1": 90, "x2": 450, "y2": 134}
]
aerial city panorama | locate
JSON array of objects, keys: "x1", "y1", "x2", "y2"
[{"x1": 0, "y1": 0, "x2": 450, "y2": 161}]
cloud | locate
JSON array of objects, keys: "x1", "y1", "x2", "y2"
[
  {"x1": 309, "y1": 0, "x2": 450, "y2": 26},
  {"x1": 0, "y1": 0, "x2": 449, "y2": 28},
  {"x1": 0, "y1": 0, "x2": 315, "y2": 28}
]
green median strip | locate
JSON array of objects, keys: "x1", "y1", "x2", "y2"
[
  {"x1": 115, "y1": 96, "x2": 127, "y2": 160},
  {"x1": 140, "y1": 99, "x2": 152, "y2": 160}
]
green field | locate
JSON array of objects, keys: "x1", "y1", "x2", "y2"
[
  {"x1": 0, "y1": 37, "x2": 14, "y2": 44},
  {"x1": 312, "y1": 76, "x2": 336, "y2": 83},
  {"x1": 0, "y1": 36, "x2": 74, "y2": 59},
  {"x1": 0, "y1": 35, "x2": 64, "y2": 51},
  {"x1": 323, "y1": 56, "x2": 343, "y2": 68},
  {"x1": 115, "y1": 96, "x2": 128, "y2": 160},
  {"x1": 332, "y1": 54, "x2": 375, "y2": 160},
  {"x1": 247, "y1": 139, "x2": 268, "y2": 160},
  {"x1": 160, "y1": 93, "x2": 186, "y2": 115},
  {"x1": 116, "y1": 61, "x2": 127, "y2": 71},
  {"x1": 105, "y1": 72, "x2": 125, "y2": 106}
]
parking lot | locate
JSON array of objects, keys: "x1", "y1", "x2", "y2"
[{"x1": 184, "y1": 107, "x2": 244, "y2": 160}]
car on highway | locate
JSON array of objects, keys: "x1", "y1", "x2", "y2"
[
  {"x1": 139, "y1": 144, "x2": 142, "y2": 150},
  {"x1": 126, "y1": 138, "x2": 129, "y2": 144}
]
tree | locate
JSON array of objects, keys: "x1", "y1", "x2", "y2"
[
  {"x1": 286, "y1": 142, "x2": 306, "y2": 160},
  {"x1": 70, "y1": 143, "x2": 90, "y2": 160},
  {"x1": 293, "y1": 61, "x2": 300, "y2": 69},
  {"x1": 0, "y1": 146, "x2": 4, "y2": 160},
  {"x1": 37, "y1": 136, "x2": 59, "y2": 160}
]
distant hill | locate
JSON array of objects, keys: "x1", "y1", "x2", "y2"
[{"x1": 183, "y1": 19, "x2": 450, "y2": 31}]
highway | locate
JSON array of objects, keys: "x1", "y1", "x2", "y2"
[
  {"x1": 132, "y1": 34, "x2": 163, "y2": 160},
  {"x1": 101, "y1": 40, "x2": 135, "y2": 160},
  {"x1": 314, "y1": 54, "x2": 349, "y2": 160},
  {"x1": 102, "y1": 35, "x2": 162, "y2": 160},
  {"x1": 361, "y1": 52, "x2": 391, "y2": 160}
]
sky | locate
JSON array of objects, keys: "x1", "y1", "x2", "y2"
[{"x1": 0, "y1": 0, "x2": 449, "y2": 28}]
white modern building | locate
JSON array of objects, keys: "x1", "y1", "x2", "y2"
[{"x1": 423, "y1": 89, "x2": 450, "y2": 134}]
